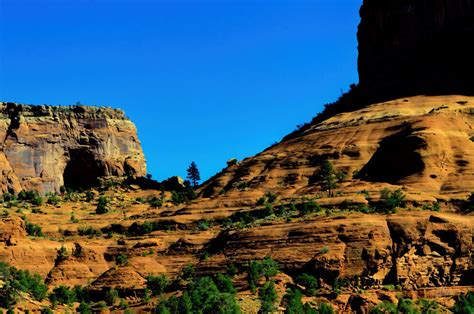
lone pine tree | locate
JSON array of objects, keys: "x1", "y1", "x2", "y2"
[{"x1": 186, "y1": 161, "x2": 201, "y2": 187}]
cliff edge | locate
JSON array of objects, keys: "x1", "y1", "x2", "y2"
[{"x1": 0, "y1": 102, "x2": 146, "y2": 194}]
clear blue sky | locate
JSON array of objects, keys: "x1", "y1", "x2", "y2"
[{"x1": 0, "y1": 0, "x2": 361, "y2": 181}]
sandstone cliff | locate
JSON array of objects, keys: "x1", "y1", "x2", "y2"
[
  {"x1": 358, "y1": 0, "x2": 474, "y2": 101},
  {"x1": 0, "y1": 102, "x2": 146, "y2": 194},
  {"x1": 200, "y1": 96, "x2": 474, "y2": 202}
]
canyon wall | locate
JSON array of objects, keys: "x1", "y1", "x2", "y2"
[{"x1": 0, "y1": 102, "x2": 146, "y2": 194}]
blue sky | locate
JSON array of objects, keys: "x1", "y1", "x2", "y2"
[{"x1": 0, "y1": 0, "x2": 361, "y2": 181}]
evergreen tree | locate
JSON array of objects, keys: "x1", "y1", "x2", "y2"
[
  {"x1": 283, "y1": 289, "x2": 304, "y2": 314},
  {"x1": 318, "y1": 160, "x2": 344, "y2": 197},
  {"x1": 258, "y1": 280, "x2": 278, "y2": 314},
  {"x1": 186, "y1": 161, "x2": 201, "y2": 187}
]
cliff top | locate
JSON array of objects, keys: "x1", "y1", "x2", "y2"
[{"x1": 0, "y1": 102, "x2": 127, "y2": 120}]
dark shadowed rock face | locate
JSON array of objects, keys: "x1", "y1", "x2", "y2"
[
  {"x1": 0, "y1": 102, "x2": 146, "y2": 194},
  {"x1": 358, "y1": 0, "x2": 474, "y2": 101}
]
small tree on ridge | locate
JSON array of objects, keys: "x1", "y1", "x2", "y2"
[{"x1": 186, "y1": 161, "x2": 201, "y2": 187}]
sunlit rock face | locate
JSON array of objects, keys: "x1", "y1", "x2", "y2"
[
  {"x1": 358, "y1": 0, "x2": 474, "y2": 101},
  {"x1": 0, "y1": 102, "x2": 146, "y2": 194}
]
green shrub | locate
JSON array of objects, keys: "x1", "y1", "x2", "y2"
[
  {"x1": 146, "y1": 274, "x2": 169, "y2": 296},
  {"x1": 73, "y1": 285, "x2": 90, "y2": 303},
  {"x1": 180, "y1": 264, "x2": 195, "y2": 281},
  {"x1": 148, "y1": 196, "x2": 163, "y2": 208},
  {"x1": 40, "y1": 307, "x2": 53, "y2": 314},
  {"x1": 295, "y1": 273, "x2": 318, "y2": 296},
  {"x1": 125, "y1": 220, "x2": 177, "y2": 236},
  {"x1": 256, "y1": 196, "x2": 266, "y2": 206},
  {"x1": 119, "y1": 298, "x2": 129, "y2": 309},
  {"x1": 142, "y1": 288, "x2": 152, "y2": 303},
  {"x1": 316, "y1": 160, "x2": 346, "y2": 197},
  {"x1": 70, "y1": 214, "x2": 79, "y2": 223},
  {"x1": 262, "y1": 204, "x2": 274, "y2": 217},
  {"x1": 265, "y1": 192, "x2": 277, "y2": 204},
  {"x1": 135, "y1": 197, "x2": 146, "y2": 204},
  {"x1": 105, "y1": 287, "x2": 119, "y2": 306},
  {"x1": 417, "y1": 298, "x2": 439, "y2": 313},
  {"x1": 18, "y1": 272, "x2": 48, "y2": 301},
  {"x1": 453, "y1": 292, "x2": 474, "y2": 314},
  {"x1": 0, "y1": 281, "x2": 19, "y2": 309},
  {"x1": 214, "y1": 273, "x2": 236, "y2": 295},
  {"x1": 49, "y1": 285, "x2": 76, "y2": 305},
  {"x1": 96, "y1": 196, "x2": 109, "y2": 214},
  {"x1": 369, "y1": 298, "x2": 439, "y2": 314},
  {"x1": 375, "y1": 189, "x2": 406, "y2": 213},
  {"x1": 2, "y1": 192, "x2": 16, "y2": 202},
  {"x1": 115, "y1": 253, "x2": 128, "y2": 266},
  {"x1": 260, "y1": 256, "x2": 279, "y2": 280},
  {"x1": 25, "y1": 222, "x2": 44, "y2": 237},
  {"x1": 77, "y1": 226, "x2": 101, "y2": 237},
  {"x1": 283, "y1": 289, "x2": 304, "y2": 314},
  {"x1": 248, "y1": 257, "x2": 279, "y2": 292},
  {"x1": 56, "y1": 245, "x2": 68, "y2": 262},
  {"x1": 397, "y1": 298, "x2": 418, "y2": 314},
  {"x1": 197, "y1": 220, "x2": 211, "y2": 231},
  {"x1": 300, "y1": 201, "x2": 321, "y2": 215},
  {"x1": 0, "y1": 263, "x2": 48, "y2": 308},
  {"x1": 18, "y1": 190, "x2": 43, "y2": 206},
  {"x1": 171, "y1": 188, "x2": 196, "y2": 205},
  {"x1": 317, "y1": 303, "x2": 334, "y2": 314},
  {"x1": 85, "y1": 191, "x2": 95, "y2": 202},
  {"x1": 332, "y1": 277, "x2": 349, "y2": 295},
  {"x1": 258, "y1": 280, "x2": 278, "y2": 313},
  {"x1": 47, "y1": 194, "x2": 60, "y2": 206},
  {"x1": 157, "y1": 276, "x2": 240, "y2": 314},
  {"x1": 77, "y1": 301, "x2": 92, "y2": 314}
]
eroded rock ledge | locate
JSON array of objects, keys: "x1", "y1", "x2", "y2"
[{"x1": 0, "y1": 102, "x2": 146, "y2": 194}]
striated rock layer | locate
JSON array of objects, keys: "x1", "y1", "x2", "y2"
[
  {"x1": 358, "y1": 0, "x2": 474, "y2": 101},
  {"x1": 200, "y1": 212, "x2": 473, "y2": 290},
  {"x1": 0, "y1": 102, "x2": 146, "y2": 194},
  {"x1": 200, "y1": 96, "x2": 474, "y2": 201}
]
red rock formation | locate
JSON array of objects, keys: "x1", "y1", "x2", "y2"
[
  {"x1": 199, "y1": 96, "x2": 474, "y2": 201},
  {"x1": 198, "y1": 212, "x2": 473, "y2": 290},
  {"x1": 0, "y1": 103, "x2": 146, "y2": 194}
]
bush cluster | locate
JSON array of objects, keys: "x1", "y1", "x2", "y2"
[
  {"x1": 369, "y1": 298, "x2": 440, "y2": 314},
  {"x1": 0, "y1": 263, "x2": 48, "y2": 309},
  {"x1": 18, "y1": 190, "x2": 43, "y2": 206},
  {"x1": 127, "y1": 220, "x2": 178, "y2": 236},
  {"x1": 78, "y1": 226, "x2": 102, "y2": 237},
  {"x1": 283, "y1": 288, "x2": 334, "y2": 314},
  {"x1": 220, "y1": 201, "x2": 321, "y2": 229},
  {"x1": 295, "y1": 273, "x2": 318, "y2": 296},
  {"x1": 25, "y1": 222, "x2": 44, "y2": 237},
  {"x1": 95, "y1": 196, "x2": 109, "y2": 214},
  {"x1": 155, "y1": 274, "x2": 240, "y2": 314},
  {"x1": 248, "y1": 257, "x2": 279, "y2": 292},
  {"x1": 372, "y1": 188, "x2": 406, "y2": 213}
]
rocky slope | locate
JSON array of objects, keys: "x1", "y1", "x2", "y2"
[
  {"x1": 3, "y1": 0, "x2": 474, "y2": 311},
  {"x1": 200, "y1": 96, "x2": 474, "y2": 203},
  {"x1": 0, "y1": 103, "x2": 146, "y2": 194},
  {"x1": 0, "y1": 185, "x2": 472, "y2": 312},
  {"x1": 201, "y1": 212, "x2": 473, "y2": 290},
  {"x1": 358, "y1": 0, "x2": 474, "y2": 101},
  {"x1": 1, "y1": 97, "x2": 473, "y2": 312}
]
